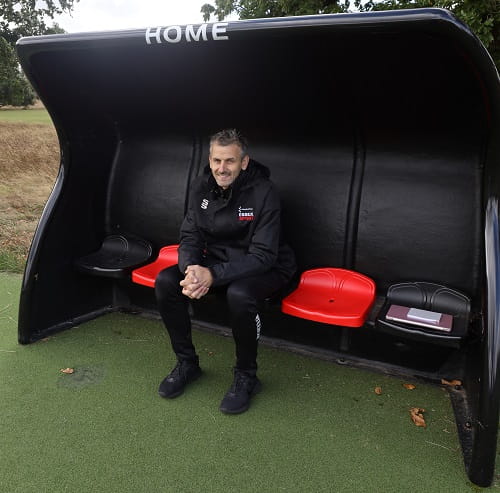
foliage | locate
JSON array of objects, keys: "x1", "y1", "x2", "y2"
[
  {"x1": 201, "y1": 0, "x2": 499, "y2": 68},
  {"x1": 0, "y1": 0, "x2": 76, "y2": 45},
  {"x1": 0, "y1": 36, "x2": 34, "y2": 107},
  {"x1": 201, "y1": 0, "x2": 359, "y2": 20},
  {"x1": 0, "y1": 1, "x2": 75, "y2": 108}
]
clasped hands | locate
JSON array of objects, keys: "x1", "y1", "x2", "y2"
[{"x1": 180, "y1": 265, "x2": 213, "y2": 299}]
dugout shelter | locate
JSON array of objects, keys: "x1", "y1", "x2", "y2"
[{"x1": 16, "y1": 9, "x2": 500, "y2": 487}]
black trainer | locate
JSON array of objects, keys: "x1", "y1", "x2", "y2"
[
  {"x1": 158, "y1": 360, "x2": 202, "y2": 398},
  {"x1": 219, "y1": 370, "x2": 262, "y2": 414}
]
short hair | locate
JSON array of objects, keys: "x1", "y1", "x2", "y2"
[{"x1": 209, "y1": 129, "x2": 248, "y2": 157}]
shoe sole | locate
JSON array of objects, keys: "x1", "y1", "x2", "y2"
[
  {"x1": 158, "y1": 369, "x2": 202, "y2": 399},
  {"x1": 219, "y1": 380, "x2": 262, "y2": 415}
]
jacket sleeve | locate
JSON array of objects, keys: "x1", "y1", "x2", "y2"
[
  {"x1": 178, "y1": 196, "x2": 205, "y2": 274},
  {"x1": 210, "y1": 185, "x2": 281, "y2": 286}
]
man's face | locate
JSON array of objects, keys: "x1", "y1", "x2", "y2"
[{"x1": 209, "y1": 143, "x2": 249, "y2": 189}]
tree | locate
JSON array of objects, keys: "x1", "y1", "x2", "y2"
[
  {"x1": 201, "y1": 0, "x2": 499, "y2": 69},
  {"x1": 0, "y1": 36, "x2": 34, "y2": 107},
  {"x1": 0, "y1": 1, "x2": 77, "y2": 106},
  {"x1": 201, "y1": 0, "x2": 356, "y2": 20},
  {"x1": 0, "y1": 0, "x2": 77, "y2": 46}
]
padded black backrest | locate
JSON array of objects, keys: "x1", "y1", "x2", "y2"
[
  {"x1": 387, "y1": 282, "x2": 471, "y2": 316},
  {"x1": 106, "y1": 133, "x2": 200, "y2": 247},
  {"x1": 351, "y1": 32, "x2": 485, "y2": 296},
  {"x1": 251, "y1": 134, "x2": 354, "y2": 271},
  {"x1": 355, "y1": 132, "x2": 482, "y2": 294},
  {"x1": 104, "y1": 125, "x2": 482, "y2": 300},
  {"x1": 106, "y1": 131, "x2": 355, "y2": 273}
]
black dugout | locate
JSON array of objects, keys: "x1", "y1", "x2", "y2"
[{"x1": 16, "y1": 9, "x2": 500, "y2": 487}]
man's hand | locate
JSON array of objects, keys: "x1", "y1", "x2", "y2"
[{"x1": 180, "y1": 265, "x2": 213, "y2": 299}]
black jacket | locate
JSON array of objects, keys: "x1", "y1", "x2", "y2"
[{"x1": 178, "y1": 160, "x2": 296, "y2": 286}]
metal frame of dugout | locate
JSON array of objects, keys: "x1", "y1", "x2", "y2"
[{"x1": 16, "y1": 9, "x2": 500, "y2": 487}]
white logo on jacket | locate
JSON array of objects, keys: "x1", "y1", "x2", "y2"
[
  {"x1": 238, "y1": 206, "x2": 254, "y2": 221},
  {"x1": 201, "y1": 199, "x2": 209, "y2": 209}
]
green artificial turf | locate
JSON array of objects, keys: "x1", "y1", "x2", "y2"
[{"x1": 0, "y1": 272, "x2": 496, "y2": 492}]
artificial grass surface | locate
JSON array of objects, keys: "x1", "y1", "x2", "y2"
[{"x1": 0, "y1": 272, "x2": 496, "y2": 492}]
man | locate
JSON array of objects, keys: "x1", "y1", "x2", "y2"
[{"x1": 155, "y1": 129, "x2": 296, "y2": 414}]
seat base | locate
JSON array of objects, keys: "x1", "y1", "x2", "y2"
[
  {"x1": 75, "y1": 234, "x2": 153, "y2": 279},
  {"x1": 375, "y1": 282, "x2": 471, "y2": 348},
  {"x1": 281, "y1": 268, "x2": 376, "y2": 327},
  {"x1": 132, "y1": 244, "x2": 179, "y2": 287}
]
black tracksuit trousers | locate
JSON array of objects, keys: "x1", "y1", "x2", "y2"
[{"x1": 155, "y1": 265, "x2": 288, "y2": 373}]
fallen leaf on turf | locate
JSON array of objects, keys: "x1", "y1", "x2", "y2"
[
  {"x1": 410, "y1": 407, "x2": 426, "y2": 427},
  {"x1": 374, "y1": 386, "x2": 382, "y2": 395},
  {"x1": 60, "y1": 368, "x2": 74, "y2": 374},
  {"x1": 403, "y1": 383, "x2": 416, "y2": 390},
  {"x1": 441, "y1": 379, "x2": 462, "y2": 386}
]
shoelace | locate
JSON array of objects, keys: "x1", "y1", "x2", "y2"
[
  {"x1": 168, "y1": 362, "x2": 184, "y2": 380},
  {"x1": 230, "y1": 373, "x2": 252, "y2": 393}
]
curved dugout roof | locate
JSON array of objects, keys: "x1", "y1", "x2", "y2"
[{"x1": 17, "y1": 9, "x2": 499, "y2": 137}]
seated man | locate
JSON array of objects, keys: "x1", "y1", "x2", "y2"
[{"x1": 155, "y1": 129, "x2": 296, "y2": 414}]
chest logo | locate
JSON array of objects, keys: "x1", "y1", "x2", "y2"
[
  {"x1": 238, "y1": 206, "x2": 254, "y2": 221},
  {"x1": 201, "y1": 199, "x2": 209, "y2": 210}
]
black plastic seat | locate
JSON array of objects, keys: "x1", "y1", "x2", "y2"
[
  {"x1": 75, "y1": 234, "x2": 153, "y2": 279},
  {"x1": 376, "y1": 282, "x2": 471, "y2": 348}
]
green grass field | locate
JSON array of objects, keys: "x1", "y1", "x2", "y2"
[
  {"x1": 0, "y1": 107, "x2": 53, "y2": 125},
  {"x1": 1, "y1": 272, "x2": 498, "y2": 492}
]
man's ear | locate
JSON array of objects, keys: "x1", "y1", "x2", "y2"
[{"x1": 242, "y1": 155, "x2": 250, "y2": 170}]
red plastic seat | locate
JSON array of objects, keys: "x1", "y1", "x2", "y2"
[
  {"x1": 281, "y1": 268, "x2": 376, "y2": 327},
  {"x1": 131, "y1": 244, "x2": 179, "y2": 287}
]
